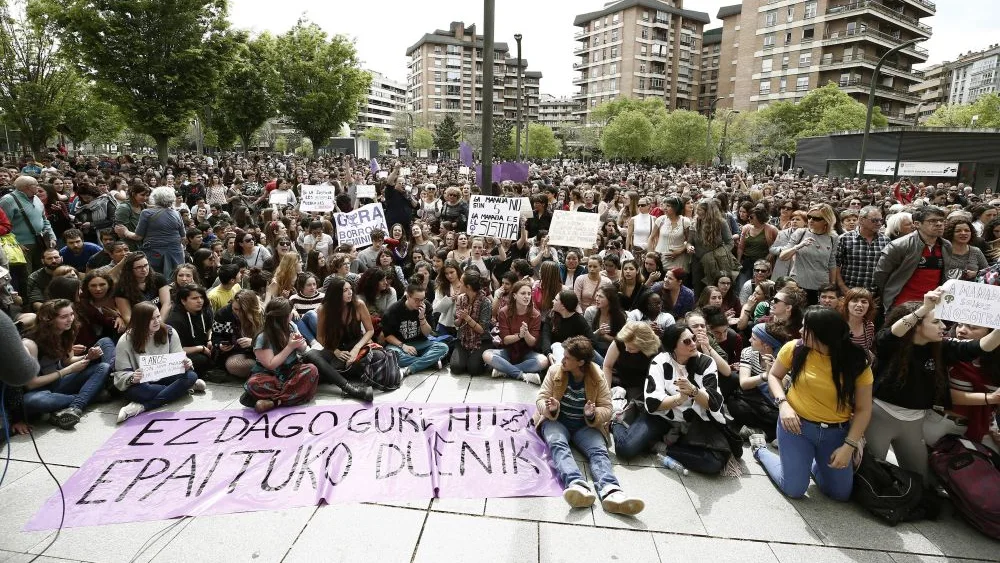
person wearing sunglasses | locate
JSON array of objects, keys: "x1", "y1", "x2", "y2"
[
  {"x1": 834, "y1": 206, "x2": 889, "y2": 297},
  {"x1": 611, "y1": 323, "x2": 730, "y2": 475},
  {"x1": 875, "y1": 205, "x2": 959, "y2": 312},
  {"x1": 778, "y1": 204, "x2": 839, "y2": 305},
  {"x1": 625, "y1": 197, "x2": 654, "y2": 253}
]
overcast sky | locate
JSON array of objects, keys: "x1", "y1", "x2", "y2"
[{"x1": 229, "y1": 0, "x2": 994, "y2": 98}]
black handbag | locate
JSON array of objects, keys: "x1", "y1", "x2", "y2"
[{"x1": 680, "y1": 417, "x2": 744, "y2": 459}]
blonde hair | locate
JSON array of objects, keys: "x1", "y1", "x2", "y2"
[
  {"x1": 616, "y1": 321, "x2": 661, "y2": 357},
  {"x1": 273, "y1": 252, "x2": 300, "y2": 293},
  {"x1": 809, "y1": 203, "x2": 837, "y2": 234}
]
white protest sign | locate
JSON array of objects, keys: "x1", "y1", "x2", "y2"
[
  {"x1": 356, "y1": 184, "x2": 377, "y2": 199},
  {"x1": 139, "y1": 352, "x2": 188, "y2": 383},
  {"x1": 400, "y1": 167, "x2": 411, "y2": 177},
  {"x1": 547, "y1": 210, "x2": 601, "y2": 249},
  {"x1": 377, "y1": 171, "x2": 388, "y2": 179},
  {"x1": 334, "y1": 202, "x2": 389, "y2": 249},
  {"x1": 459, "y1": 166, "x2": 470, "y2": 176},
  {"x1": 518, "y1": 197, "x2": 532, "y2": 220},
  {"x1": 299, "y1": 185, "x2": 336, "y2": 212},
  {"x1": 427, "y1": 164, "x2": 438, "y2": 174},
  {"x1": 268, "y1": 190, "x2": 291, "y2": 206},
  {"x1": 936, "y1": 280, "x2": 1000, "y2": 329},
  {"x1": 466, "y1": 195, "x2": 523, "y2": 241}
]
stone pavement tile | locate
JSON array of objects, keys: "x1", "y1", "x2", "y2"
[
  {"x1": 789, "y1": 484, "x2": 942, "y2": 555},
  {"x1": 24, "y1": 512, "x2": 194, "y2": 563},
  {"x1": 501, "y1": 378, "x2": 540, "y2": 404},
  {"x1": 284, "y1": 503, "x2": 424, "y2": 563},
  {"x1": 539, "y1": 522, "x2": 659, "y2": 563},
  {"x1": 0, "y1": 460, "x2": 41, "y2": 490},
  {"x1": 652, "y1": 534, "x2": 780, "y2": 563},
  {"x1": 683, "y1": 473, "x2": 822, "y2": 545},
  {"x1": 888, "y1": 554, "x2": 982, "y2": 563},
  {"x1": 8, "y1": 412, "x2": 119, "y2": 466},
  {"x1": 910, "y1": 505, "x2": 1000, "y2": 561},
  {"x1": 412, "y1": 512, "x2": 538, "y2": 563},
  {"x1": 0, "y1": 463, "x2": 76, "y2": 553},
  {"x1": 377, "y1": 373, "x2": 437, "y2": 403},
  {"x1": 485, "y1": 493, "x2": 595, "y2": 526},
  {"x1": 369, "y1": 498, "x2": 432, "y2": 510},
  {"x1": 769, "y1": 544, "x2": 897, "y2": 563},
  {"x1": 425, "y1": 374, "x2": 471, "y2": 403},
  {"x1": 148, "y1": 506, "x2": 315, "y2": 563},
  {"x1": 464, "y1": 375, "x2": 504, "y2": 403},
  {"x1": 86, "y1": 384, "x2": 245, "y2": 417},
  {"x1": 308, "y1": 387, "x2": 359, "y2": 408},
  {"x1": 0, "y1": 550, "x2": 87, "y2": 563},
  {"x1": 591, "y1": 464, "x2": 706, "y2": 535},
  {"x1": 430, "y1": 496, "x2": 485, "y2": 516}
]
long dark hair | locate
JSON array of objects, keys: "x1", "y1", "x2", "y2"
[
  {"x1": 789, "y1": 306, "x2": 868, "y2": 410},
  {"x1": 317, "y1": 278, "x2": 358, "y2": 349},
  {"x1": 356, "y1": 268, "x2": 388, "y2": 304},
  {"x1": 118, "y1": 252, "x2": 153, "y2": 304},
  {"x1": 591, "y1": 285, "x2": 626, "y2": 333},
  {"x1": 31, "y1": 299, "x2": 79, "y2": 361},
  {"x1": 551, "y1": 289, "x2": 579, "y2": 335},
  {"x1": 260, "y1": 297, "x2": 293, "y2": 352},
  {"x1": 129, "y1": 301, "x2": 168, "y2": 353},
  {"x1": 882, "y1": 301, "x2": 947, "y2": 403}
]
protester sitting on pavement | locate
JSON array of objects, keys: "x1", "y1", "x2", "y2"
[
  {"x1": 450, "y1": 272, "x2": 492, "y2": 376},
  {"x1": 59, "y1": 228, "x2": 103, "y2": 272},
  {"x1": 114, "y1": 251, "x2": 171, "y2": 326},
  {"x1": 301, "y1": 278, "x2": 375, "y2": 402},
  {"x1": 211, "y1": 289, "x2": 263, "y2": 379},
  {"x1": 930, "y1": 322, "x2": 1000, "y2": 453},
  {"x1": 382, "y1": 281, "x2": 449, "y2": 377},
  {"x1": 166, "y1": 284, "x2": 214, "y2": 378},
  {"x1": 535, "y1": 335, "x2": 644, "y2": 516},
  {"x1": 483, "y1": 279, "x2": 548, "y2": 384},
  {"x1": 602, "y1": 321, "x2": 662, "y2": 419}
]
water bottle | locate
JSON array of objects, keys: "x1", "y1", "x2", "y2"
[{"x1": 657, "y1": 454, "x2": 689, "y2": 475}]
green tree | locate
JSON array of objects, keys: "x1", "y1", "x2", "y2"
[
  {"x1": 361, "y1": 127, "x2": 390, "y2": 149},
  {"x1": 59, "y1": 81, "x2": 121, "y2": 148},
  {"x1": 926, "y1": 94, "x2": 1000, "y2": 128},
  {"x1": 294, "y1": 138, "x2": 313, "y2": 157},
  {"x1": 0, "y1": 2, "x2": 83, "y2": 156},
  {"x1": 511, "y1": 123, "x2": 561, "y2": 159},
  {"x1": 274, "y1": 19, "x2": 370, "y2": 156},
  {"x1": 653, "y1": 110, "x2": 710, "y2": 165},
  {"x1": 389, "y1": 111, "x2": 412, "y2": 142},
  {"x1": 213, "y1": 32, "x2": 279, "y2": 153},
  {"x1": 800, "y1": 102, "x2": 878, "y2": 137},
  {"x1": 492, "y1": 118, "x2": 514, "y2": 160},
  {"x1": 411, "y1": 127, "x2": 434, "y2": 152},
  {"x1": 574, "y1": 124, "x2": 602, "y2": 159},
  {"x1": 30, "y1": 0, "x2": 233, "y2": 164},
  {"x1": 433, "y1": 114, "x2": 460, "y2": 153},
  {"x1": 590, "y1": 97, "x2": 667, "y2": 126},
  {"x1": 600, "y1": 110, "x2": 653, "y2": 161},
  {"x1": 274, "y1": 135, "x2": 288, "y2": 154}
]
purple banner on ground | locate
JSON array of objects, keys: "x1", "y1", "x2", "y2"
[
  {"x1": 26, "y1": 403, "x2": 562, "y2": 530},
  {"x1": 475, "y1": 162, "x2": 530, "y2": 185}
]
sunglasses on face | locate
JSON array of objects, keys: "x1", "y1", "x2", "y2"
[
  {"x1": 279, "y1": 242, "x2": 291, "y2": 247},
  {"x1": 771, "y1": 297, "x2": 785, "y2": 305},
  {"x1": 807, "y1": 215, "x2": 825, "y2": 222},
  {"x1": 754, "y1": 268, "x2": 769, "y2": 273},
  {"x1": 680, "y1": 337, "x2": 695, "y2": 346}
]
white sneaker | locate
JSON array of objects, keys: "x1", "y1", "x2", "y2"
[
  {"x1": 521, "y1": 372, "x2": 541, "y2": 385},
  {"x1": 562, "y1": 480, "x2": 597, "y2": 508},
  {"x1": 610, "y1": 386, "x2": 626, "y2": 400},
  {"x1": 190, "y1": 379, "x2": 207, "y2": 393},
  {"x1": 749, "y1": 433, "x2": 768, "y2": 453},
  {"x1": 116, "y1": 402, "x2": 145, "y2": 424},
  {"x1": 490, "y1": 369, "x2": 504, "y2": 378},
  {"x1": 601, "y1": 490, "x2": 644, "y2": 516}
]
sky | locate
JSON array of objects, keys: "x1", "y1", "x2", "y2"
[{"x1": 229, "y1": 0, "x2": 997, "y2": 98}]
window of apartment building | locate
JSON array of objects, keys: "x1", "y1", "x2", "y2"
[
  {"x1": 799, "y1": 53, "x2": 812, "y2": 67},
  {"x1": 610, "y1": 78, "x2": 617, "y2": 91},
  {"x1": 434, "y1": 46, "x2": 442, "y2": 54},
  {"x1": 787, "y1": 6, "x2": 794, "y2": 22},
  {"x1": 651, "y1": 77, "x2": 664, "y2": 90},
  {"x1": 610, "y1": 63, "x2": 617, "y2": 74},
  {"x1": 446, "y1": 57, "x2": 461, "y2": 68},
  {"x1": 779, "y1": 77, "x2": 787, "y2": 92},
  {"x1": 434, "y1": 100, "x2": 442, "y2": 109},
  {"x1": 764, "y1": 34, "x2": 775, "y2": 48},
  {"x1": 765, "y1": 11, "x2": 777, "y2": 27},
  {"x1": 446, "y1": 100, "x2": 459, "y2": 110},
  {"x1": 846, "y1": 22, "x2": 858, "y2": 34},
  {"x1": 804, "y1": 2, "x2": 817, "y2": 19},
  {"x1": 713, "y1": 56, "x2": 719, "y2": 66},
  {"x1": 760, "y1": 81, "x2": 771, "y2": 95},
  {"x1": 611, "y1": 29, "x2": 619, "y2": 41},
  {"x1": 784, "y1": 32, "x2": 792, "y2": 45},
  {"x1": 611, "y1": 46, "x2": 619, "y2": 58},
  {"x1": 447, "y1": 71, "x2": 460, "y2": 82},
  {"x1": 802, "y1": 26, "x2": 815, "y2": 42},
  {"x1": 640, "y1": 45, "x2": 647, "y2": 56},
  {"x1": 839, "y1": 72, "x2": 852, "y2": 86},
  {"x1": 641, "y1": 27, "x2": 649, "y2": 39},
  {"x1": 782, "y1": 55, "x2": 789, "y2": 69},
  {"x1": 612, "y1": 13, "x2": 619, "y2": 23},
  {"x1": 796, "y1": 76, "x2": 809, "y2": 91},
  {"x1": 642, "y1": 10, "x2": 649, "y2": 21},
  {"x1": 446, "y1": 84, "x2": 461, "y2": 95},
  {"x1": 434, "y1": 71, "x2": 442, "y2": 81},
  {"x1": 434, "y1": 58, "x2": 441, "y2": 67},
  {"x1": 762, "y1": 58, "x2": 773, "y2": 73},
  {"x1": 638, "y1": 77, "x2": 646, "y2": 89},
  {"x1": 594, "y1": 19, "x2": 601, "y2": 29}
]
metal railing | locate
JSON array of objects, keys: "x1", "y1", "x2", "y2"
[
  {"x1": 818, "y1": 53, "x2": 923, "y2": 77},
  {"x1": 822, "y1": 28, "x2": 928, "y2": 56},
  {"x1": 838, "y1": 78, "x2": 920, "y2": 101},
  {"x1": 826, "y1": 1, "x2": 932, "y2": 34}
]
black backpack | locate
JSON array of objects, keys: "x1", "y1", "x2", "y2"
[
  {"x1": 852, "y1": 451, "x2": 939, "y2": 525},
  {"x1": 361, "y1": 345, "x2": 402, "y2": 391}
]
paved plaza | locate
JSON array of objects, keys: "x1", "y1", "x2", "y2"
[{"x1": 1, "y1": 368, "x2": 997, "y2": 563}]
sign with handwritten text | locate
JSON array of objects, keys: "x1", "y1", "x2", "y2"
[
  {"x1": 138, "y1": 352, "x2": 188, "y2": 383},
  {"x1": 466, "y1": 195, "x2": 522, "y2": 241}
]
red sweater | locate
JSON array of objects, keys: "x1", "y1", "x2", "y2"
[{"x1": 498, "y1": 306, "x2": 541, "y2": 364}]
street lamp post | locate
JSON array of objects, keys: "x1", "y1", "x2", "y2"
[
  {"x1": 481, "y1": 0, "x2": 495, "y2": 195},
  {"x1": 913, "y1": 102, "x2": 925, "y2": 126},
  {"x1": 720, "y1": 110, "x2": 740, "y2": 166},
  {"x1": 859, "y1": 38, "x2": 921, "y2": 177},
  {"x1": 706, "y1": 97, "x2": 722, "y2": 165},
  {"x1": 514, "y1": 34, "x2": 523, "y2": 161}
]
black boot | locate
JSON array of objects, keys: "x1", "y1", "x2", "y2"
[{"x1": 340, "y1": 381, "x2": 374, "y2": 403}]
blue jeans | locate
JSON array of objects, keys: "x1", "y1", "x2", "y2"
[
  {"x1": 755, "y1": 420, "x2": 853, "y2": 501},
  {"x1": 94, "y1": 337, "x2": 117, "y2": 368},
  {"x1": 541, "y1": 419, "x2": 619, "y2": 495},
  {"x1": 386, "y1": 339, "x2": 449, "y2": 373},
  {"x1": 296, "y1": 310, "x2": 318, "y2": 343},
  {"x1": 612, "y1": 409, "x2": 671, "y2": 459},
  {"x1": 124, "y1": 370, "x2": 198, "y2": 411},
  {"x1": 484, "y1": 349, "x2": 547, "y2": 379},
  {"x1": 142, "y1": 244, "x2": 186, "y2": 277},
  {"x1": 23, "y1": 360, "x2": 110, "y2": 414}
]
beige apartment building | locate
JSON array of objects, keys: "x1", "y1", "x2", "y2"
[
  {"x1": 698, "y1": 27, "x2": 722, "y2": 113},
  {"x1": 538, "y1": 94, "x2": 581, "y2": 131},
  {"x1": 905, "y1": 61, "x2": 949, "y2": 123},
  {"x1": 572, "y1": 0, "x2": 711, "y2": 123},
  {"x1": 406, "y1": 22, "x2": 541, "y2": 126},
  {"x1": 717, "y1": 0, "x2": 932, "y2": 125}
]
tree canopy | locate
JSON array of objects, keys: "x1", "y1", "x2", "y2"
[
  {"x1": 411, "y1": 127, "x2": 434, "y2": 152},
  {"x1": 926, "y1": 93, "x2": 1000, "y2": 128},
  {"x1": 601, "y1": 110, "x2": 653, "y2": 161},
  {"x1": 511, "y1": 123, "x2": 561, "y2": 159},
  {"x1": 212, "y1": 32, "x2": 280, "y2": 153},
  {"x1": 433, "y1": 115, "x2": 460, "y2": 153}
]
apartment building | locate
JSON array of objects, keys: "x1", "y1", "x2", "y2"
[
  {"x1": 714, "y1": 4, "x2": 743, "y2": 110},
  {"x1": 356, "y1": 70, "x2": 407, "y2": 134},
  {"x1": 698, "y1": 27, "x2": 722, "y2": 113},
  {"x1": 947, "y1": 44, "x2": 1000, "y2": 106},
  {"x1": 405, "y1": 21, "x2": 541, "y2": 126},
  {"x1": 719, "y1": 0, "x2": 932, "y2": 125},
  {"x1": 905, "y1": 61, "x2": 949, "y2": 123},
  {"x1": 538, "y1": 94, "x2": 581, "y2": 130},
  {"x1": 572, "y1": 0, "x2": 711, "y2": 122}
]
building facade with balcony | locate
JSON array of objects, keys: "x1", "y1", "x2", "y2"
[
  {"x1": 356, "y1": 70, "x2": 408, "y2": 134},
  {"x1": 719, "y1": 0, "x2": 932, "y2": 125},
  {"x1": 572, "y1": 0, "x2": 711, "y2": 123},
  {"x1": 905, "y1": 61, "x2": 949, "y2": 123},
  {"x1": 405, "y1": 21, "x2": 541, "y2": 126},
  {"x1": 947, "y1": 44, "x2": 1000, "y2": 106},
  {"x1": 699, "y1": 27, "x2": 723, "y2": 113},
  {"x1": 538, "y1": 94, "x2": 581, "y2": 131}
]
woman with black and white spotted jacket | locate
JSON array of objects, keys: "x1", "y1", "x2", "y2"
[{"x1": 611, "y1": 323, "x2": 729, "y2": 474}]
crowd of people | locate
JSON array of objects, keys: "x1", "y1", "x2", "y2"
[{"x1": 1, "y1": 150, "x2": 999, "y2": 521}]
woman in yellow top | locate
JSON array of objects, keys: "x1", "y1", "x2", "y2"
[{"x1": 751, "y1": 306, "x2": 873, "y2": 501}]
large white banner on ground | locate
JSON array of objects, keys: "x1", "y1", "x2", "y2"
[
  {"x1": 547, "y1": 210, "x2": 601, "y2": 249},
  {"x1": 334, "y1": 203, "x2": 389, "y2": 249}
]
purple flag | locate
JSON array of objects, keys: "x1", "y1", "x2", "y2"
[
  {"x1": 500, "y1": 162, "x2": 530, "y2": 183},
  {"x1": 459, "y1": 142, "x2": 474, "y2": 167},
  {"x1": 370, "y1": 158, "x2": 380, "y2": 173}
]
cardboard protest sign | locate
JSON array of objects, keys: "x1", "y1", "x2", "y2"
[
  {"x1": 268, "y1": 190, "x2": 291, "y2": 206},
  {"x1": 356, "y1": 185, "x2": 377, "y2": 199},
  {"x1": 299, "y1": 186, "x2": 336, "y2": 213},
  {"x1": 936, "y1": 280, "x2": 1000, "y2": 329},
  {"x1": 427, "y1": 164, "x2": 438, "y2": 175},
  {"x1": 26, "y1": 403, "x2": 562, "y2": 530},
  {"x1": 459, "y1": 166, "x2": 470, "y2": 176},
  {"x1": 334, "y1": 203, "x2": 389, "y2": 249},
  {"x1": 400, "y1": 167, "x2": 411, "y2": 177},
  {"x1": 377, "y1": 171, "x2": 388, "y2": 179},
  {"x1": 466, "y1": 195, "x2": 523, "y2": 241},
  {"x1": 547, "y1": 210, "x2": 601, "y2": 249},
  {"x1": 138, "y1": 352, "x2": 188, "y2": 383}
]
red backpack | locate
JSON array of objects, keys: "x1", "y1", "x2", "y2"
[{"x1": 929, "y1": 434, "x2": 1000, "y2": 539}]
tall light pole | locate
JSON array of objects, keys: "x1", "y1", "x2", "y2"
[
  {"x1": 481, "y1": 0, "x2": 495, "y2": 195},
  {"x1": 720, "y1": 110, "x2": 740, "y2": 166},
  {"x1": 913, "y1": 102, "x2": 925, "y2": 126},
  {"x1": 706, "y1": 97, "x2": 722, "y2": 165},
  {"x1": 859, "y1": 38, "x2": 921, "y2": 177},
  {"x1": 514, "y1": 34, "x2": 523, "y2": 161}
]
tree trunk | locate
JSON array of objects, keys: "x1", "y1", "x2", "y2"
[
  {"x1": 155, "y1": 135, "x2": 169, "y2": 167},
  {"x1": 240, "y1": 133, "x2": 251, "y2": 155}
]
